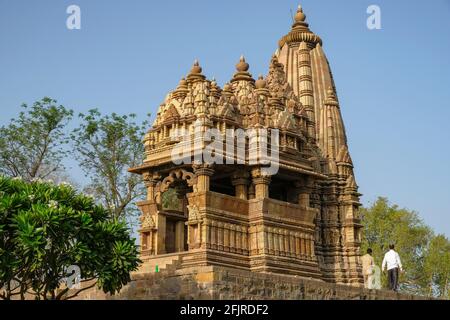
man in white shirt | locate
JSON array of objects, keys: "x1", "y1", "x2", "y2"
[{"x1": 382, "y1": 244, "x2": 403, "y2": 291}]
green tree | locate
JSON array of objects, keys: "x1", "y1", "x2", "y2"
[
  {"x1": 360, "y1": 197, "x2": 433, "y2": 295},
  {"x1": 0, "y1": 175, "x2": 140, "y2": 300},
  {"x1": 423, "y1": 234, "x2": 450, "y2": 298},
  {"x1": 71, "y1": 109, "x2": 149, "y2": 221},
  {"x1": 0, "y1": 97, "x2": 73, "y2": 181},
  {"x1": 162, "y1": 188, "x2": 182, "y2": 211}
]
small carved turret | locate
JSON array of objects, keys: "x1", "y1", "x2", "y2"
[
  {"x1": 187, "y1": 59, "x2": 206, "y2": 83},
  {"x1": 297, "y1": 41, "x2": 316, "y2": 142},
  {"x1": 320, "y1": 86, "x2": 347, "y2": 161},
  {"x1": 172, "y1": 77, "x2": 189, "y2": 100},
  {"x1": 231, "y1": 55, "x2": 255, "y2": 84}
]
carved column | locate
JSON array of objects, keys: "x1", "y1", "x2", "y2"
[
  {"x1": 193, "y1": 164, "x2": 214, "y2": 192},
  {"x1": 211, "y1": 220, "x2": 217, "y2": 250},
  {"x1": 186, "y1": 204, "x2": 202, "y2": 250},
  {"x1": 251, "y1": 168, "x2": 271, "y2": 199},
  {"x1": 156, "y1": 214, "x2": 166, "y2": 254},
  {"x1": 140, "y1": 214, "x2": 156, "y2": 255},
  {"x1": 231, "y1": 170, "x2": 249, "y2": 200},
  {"x1": 175, "y1": 186, "x2": 188, "y2": 252},
  {"x1": 143, "y1": 172, "x2": 161, "y2": 203},
  {"x1": 248, "y1": 183, "x2": 256, "y2": 200},
  {"x1": 141, "y1": 172, "x2": 162, "y2": 255},
  {"x1": 294, "y1": 177, "x2": 313, "y2": 207}
]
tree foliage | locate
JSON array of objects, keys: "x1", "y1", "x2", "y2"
[
  {"x1": 361, "y1": 197, "x2": 449, "y2": 298},
  {"x1": 0, "y1": 97, "x2": 73, "y2": 181},
  {"x1": 71, "y1": 109, "x2": 149, "y2": 221},
  {"x1": 0, "y1": 175, "x2": 140, "y2": 300},
  {"x1": 423, "y1": 234, "x2": 450, "y2": 298}
]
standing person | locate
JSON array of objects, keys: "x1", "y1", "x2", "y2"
[
  {"x1": 361, "y1": 248, "x2": 375, "y2": 289},
  {"x1": 382, "y1": 244, "x2": 403, "y2": 291}
]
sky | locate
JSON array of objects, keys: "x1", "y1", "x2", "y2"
[{"x1": 1, "y1": 0, "x2": 449, "y2": 236}]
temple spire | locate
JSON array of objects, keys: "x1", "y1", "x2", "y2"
[
  {"x1": 320, "y1": 86, "x2": 347, "y2": 160},
  {"x1": 230, "y1": 55, "x2": 254, "y2": 83},
  {"x1": 187, "y1": 59, "x2": 206, "y2": 82},
  {"x1": 291, "y1": 4, "x2": 310, "y2": 31}
]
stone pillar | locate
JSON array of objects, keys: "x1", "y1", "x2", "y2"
[
  {"x1": 142, "y1": 172, "x2": 161, "y2": 206},
  {"x1": 218, "y1": 222, "x2": 224, "y2": 251},
  {"x1": 231, "y1": 170, "x2": 249, "y2": 200},
  {"x1": 248, "y1": 184, "x2": 255, "y2": 200},
  {"x1": 236, "y1": 226, "x2": 242, "y2": 254},
  {"x1": 186, "y1": 204, "x2": 202, "y2": 250},
  {"x1": 201, "y1": 219, "x2": 208, "y2": 249},
  {"x1": 155, "y1": 214, "x2": 166, "y2": 254},
  {"x1": 251, "y1": 168, "x2": 271, "y2": 200},
  {"x1": 141, "y1": 172, "x2": 161, "y2": 255},
  {"x1": 295, "y1": 233, "x2": 301, "y2": 258},
  {"x1": 174, "y1": 185, "x2": 188, "y2": 252},
  {"x1": 309, "y1": 234, "x2": 315, "y2": 258},
  {"x1": 290, "y1": 231, "x2": 296, "y2": 258},
  {"x1": 193, "y1": 164, "x2": 214, "y2": 192},
  {"x1": 295, "y1": 177, "x2": 313, "y2": 207},
  {"x1": 175, "y1": 221, "x2": 185, "y2": 252},
  {"x1": 141, "y1": 232, "x2": 148, "y2": 251},
  {"x1": 211, "y1": 220, "x2": 217, "y2": 250}
]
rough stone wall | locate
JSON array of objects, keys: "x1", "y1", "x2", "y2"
[{"x1": 76, "y1": 266, "x2": 428, "y2": 300}]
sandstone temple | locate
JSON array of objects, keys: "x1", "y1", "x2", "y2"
[{"x1": 130, "y1": 5, "x2": 363, "y2": 287}]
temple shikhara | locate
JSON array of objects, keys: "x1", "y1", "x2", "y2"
[{"x1": 130, "y1": 5, "x2": 363, "y2": 286}]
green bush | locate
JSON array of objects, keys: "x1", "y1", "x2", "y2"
[{"x1": 0, "y1": 176, "x2": 140, "y2": 300}]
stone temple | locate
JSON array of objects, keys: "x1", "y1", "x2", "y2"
[{"x1": 130, "y1": 5, "x2": 363, "y2": 287}]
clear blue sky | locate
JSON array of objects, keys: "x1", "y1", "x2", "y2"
[{"x1": 1, "y1": 0, "x2": 449, "y2": 236}]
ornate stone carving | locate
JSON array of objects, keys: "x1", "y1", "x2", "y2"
[
  {"x1": 129, "y1": 4, "x2": 363, "y2": 286},
  {"x1": 141, "y1": 214, "x2": 156, "y2": 230},
  {"x1": 160, "y1": 169, "x2": 196, "y2": 193}
]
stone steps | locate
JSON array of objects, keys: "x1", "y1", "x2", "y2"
[{"x1": 135, "y1": 254, "x2": 183, "y2": 274}]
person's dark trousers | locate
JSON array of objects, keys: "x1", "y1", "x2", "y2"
[{"x1": 388, "y1": 267, "x2": 399, "y2": 291}]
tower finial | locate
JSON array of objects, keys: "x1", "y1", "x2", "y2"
[
  {"x1": 231, "y1": 55, "x2": 254, "y2": 83},
  {"x1": 236, "y1": 55, "x2": 249, "y2": 72},
  {"x1": 190, "y1": 59, "x2": 202, "y2": 74},
  {"x1": 294, "y1": 4, "x2": 306, "y2": 23},
  {"x1": 186, "y1": 59, "x2": 206, "y2": 82}
]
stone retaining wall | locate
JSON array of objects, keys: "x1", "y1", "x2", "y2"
[{"x1": 76, "y1": 266, "x2": 428, "y2": 300}]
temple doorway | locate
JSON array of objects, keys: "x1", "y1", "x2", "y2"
[{"x1": 161, "y1": 182, "x2": 191, "y2": 254}]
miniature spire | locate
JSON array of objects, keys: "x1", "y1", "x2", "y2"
[
  {"x1": 222, "y1": 83, "x2": 233, "y2": 96},
  {"x1": 209, "y1": 77, "x2": 222, "y2": 98},
  {"x1": 324, "y1": 86, "x2": 339, "y2": 107},
  {"x1": 187, "y1": 59, "x2": 206, "y2": 82},
  {"x1": 178, "y1": 77, "x2": 188, "y2": 88},
  {"x1": 255, "y1": 74, "x2": 267, "y2": 89},
  {"x1": 230, "y1": 55, "x2": 254, "y2": 83},
  {"x1": 172, "y1": 77, "x2": 189, "y2": 99},
  {"x1": 320, "y1": 86, "x2": 347, "y2": 161},
  {"x1": 191, "y1": 59, "x2": 202, "y2": 74}
]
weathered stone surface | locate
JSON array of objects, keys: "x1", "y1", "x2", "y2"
[
  {"x1": 128, "y1": 5, "x2": 366, "y2": 287},
  {"x1": 75, "y1": 266, "x2": 428, "y2": 300}
]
